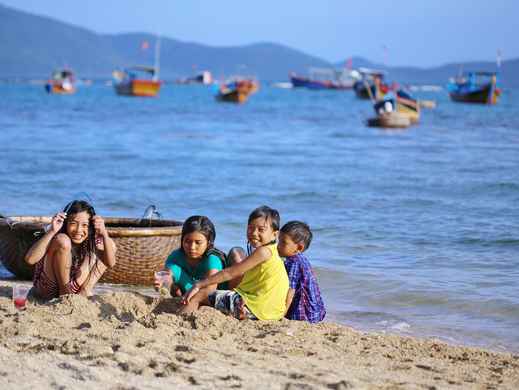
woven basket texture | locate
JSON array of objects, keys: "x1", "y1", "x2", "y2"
[{"x1": 0, "y1": 216, "x2": 182, "y2": 285}]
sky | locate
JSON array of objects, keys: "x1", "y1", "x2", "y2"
[{"x1": 2, "y1": 0, "x2": 518, "y2": 67}]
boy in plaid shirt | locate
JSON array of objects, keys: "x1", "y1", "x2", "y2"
[{"x1": 278, "y1": 221, "x2": 325, "y2": 323}]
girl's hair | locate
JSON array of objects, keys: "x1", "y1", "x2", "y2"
[
  {"x1": 180, "y1": 215, "x2": 216, "y2": 256},
  {"x1": 59, "y1": 200, "x2": 98, "y2": 280},
  {"x1": 280, "y1": 221, "x2": 313, "y2": 251},
  {"x1": 247, "y1": 206, "x2": 280, "y2": 254},
  {"x1": 248, "y1": 205, "x2": 280, "y2": 231}
]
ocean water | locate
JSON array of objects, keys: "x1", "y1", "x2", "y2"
[{"x1": 1, "y1": 82, "x2": 518, "y2": 352}]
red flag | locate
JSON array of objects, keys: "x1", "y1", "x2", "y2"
[
  {"x1": 141, "y1": 41, "x2": 150, "y2": 50},
  {"x1": 345, "y1": 57, "x2": 352, "y2": 69}
]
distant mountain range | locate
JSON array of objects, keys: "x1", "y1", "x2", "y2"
[
  {"x1": 335, "y1": 57, "x2": 519, "y2": 87},
  {"x1": 1, "y1": 3, "x2": 518, "y2": 86}
]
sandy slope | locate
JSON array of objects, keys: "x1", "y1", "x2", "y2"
[{"x1": 0, "y1": 282, "x2": 518, "y2": 389}]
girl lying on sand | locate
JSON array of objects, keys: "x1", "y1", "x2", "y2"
[
  {"x1": 179, "y1": 205, "x2": 289, "y2": 320},
  {"x1": 24, "y1": 200, "x2": 116, "y2": 299}
]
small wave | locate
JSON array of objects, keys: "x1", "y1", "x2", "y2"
[
  {"x1": 457, "y1": 238, "x2": 519, "y2": 247},
  {"x1": 487, "y1": 182, "x2": 519, "y2": 191},
  {"x1": 329, "y1": 310, "x2": 412, "y2": 333},
  {"x1": 390, "y1": 322, "x2": 411, "y2": 332}
]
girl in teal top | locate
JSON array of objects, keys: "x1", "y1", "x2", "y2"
[
  {"x1": 158, "y1": 215, "x2": 227, "y2": 296},
  {"x1": 165, "y1": 248, "x2": 226, "y2": 293}
]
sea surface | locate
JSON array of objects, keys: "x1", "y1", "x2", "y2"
[{"x1": 1, "y1": 82, "x2": 518, "y2": 353}]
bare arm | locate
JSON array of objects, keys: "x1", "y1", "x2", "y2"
[
  {"x1": 92, "y1": 216, "x2": 117, "y2": 268},
  {"x1": 25, "y1": 230, "x2": 56, "y2": 265},
  {"x1": 204, "y1": 268, "x2": 220, "y2": 293},
  {"x1": 182, "y1": 246, "x2": 272, "y2": 303},
  {"x1": 24, "y1": 212, "x2": 66, "y2": 265},
  {"x1": 285, "y1": 288, "x2": 295, "y2": 315},
  {"x1": 94, "y1": 234, "x2": 117, "y2": 268},
  {"x1": 198, "y1": 245, "x2": 270, "y2": 288}
]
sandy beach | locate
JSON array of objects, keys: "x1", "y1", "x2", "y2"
[{"x1": 0, "y1": 281, "x2": 518, "y2": 390}]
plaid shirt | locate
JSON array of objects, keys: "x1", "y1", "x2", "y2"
[{"x1": 284, "y1": 253, "x2": 326, "y2": 323}]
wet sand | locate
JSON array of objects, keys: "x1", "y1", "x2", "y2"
[{"x1": 0, "y1": 280, "x2": 518, "y2": 389}]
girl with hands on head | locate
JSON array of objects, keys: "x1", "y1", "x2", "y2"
[{"x1": 25, "y1": 200, "x2": 116, "y2": 299}]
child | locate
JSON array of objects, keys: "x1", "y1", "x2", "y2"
[
  {"x1": 156, "y1": 215, "x2": 233, "y2": 296},
  {"x1": 179, "y1": 206, "x2": 289, "y2": 321},
  {"x1": 278, "y1": 221, "x2": 325, "y2": 323},
  {"x1": 24, "y1": 200, "x2": 117, "y2": 299}
]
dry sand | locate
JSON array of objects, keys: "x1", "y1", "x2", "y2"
[{"x1": 0, "y1": 281, "x2": 518, "y2": 390}]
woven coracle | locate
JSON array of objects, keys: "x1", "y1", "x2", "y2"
[{"x1": 0, "y1": 216, "x2": 182, "y2": 285}]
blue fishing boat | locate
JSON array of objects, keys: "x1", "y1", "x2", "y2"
[
  {"x1": 447, "y1": 72, "x2": 500, "y2": 104},
  {"x1": 289, "y1": 67, "x2": 359, "y2": 90}
]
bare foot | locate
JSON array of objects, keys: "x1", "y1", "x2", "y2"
[
  {"x1": 236, "y1": 297, "x2": 247, "y2": 320},
  {"x1": 80, "y1": 288, "x2": 94, "y2": 297}
]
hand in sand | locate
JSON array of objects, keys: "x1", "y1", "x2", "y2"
[
  {"x1": 181, "y1": 284, "x2": 201, "y2": 305},
  {"x1": 172, "y1": 285, "x2": 182, "y2": 297}
]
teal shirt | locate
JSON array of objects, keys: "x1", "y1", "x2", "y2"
[{"x1": 165, "y1": 249, "x2": 225, "y2": 293}]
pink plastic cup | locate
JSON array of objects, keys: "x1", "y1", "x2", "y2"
[{"x1": 12, "y1": 285, "x2": 30, "y2": 310}]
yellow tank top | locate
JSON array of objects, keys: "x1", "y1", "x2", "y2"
[{"x1": 235, "y1": 243, "x2": 289, "y2": 320}]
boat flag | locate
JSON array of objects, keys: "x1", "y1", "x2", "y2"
[
  {"x1": 345, "y1": 57, "x2": 353, "y2": 69},
  {"x1": 141, "y1": 40, "x2": 150, "y2": 50}
]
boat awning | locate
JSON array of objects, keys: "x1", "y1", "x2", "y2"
[
  {"x1": 52, "y1": 69, "x2": 75, "y2": 80},
  {"x1": 124, "y1": 66, "x2": 157, "y2": 75},
  {"x1": 358, "y1": 67, "x2": 386, "y2": 76},
  {"x1": 469, "y1": 71, "x2": 497, "y2": 76}
]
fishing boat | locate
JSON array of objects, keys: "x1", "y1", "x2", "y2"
[
  {"x1": 289, "y1": 67, "x2": 359, "y2": 90},
  {"x1": 367, "y1": 88, "x2": 420, "y2": 128},
  {"x1": 394, "y1": 89, "x2": 420, "y2": 124},
  {"x1": 113, "y1": 38, "x2": 162, "y2": 97},
  {"x1": 112, "y1": 66, "x2": 161, "y2": 97},
  {"x1": 176, "y1": 70, "x2": 213, "y2": 85},
  {"x1": 366, "y1": 111, "x2": 411, "y2": 129},
  {"x1": 353, "y1": 68, "x2": 388, "y2": 100},
  {"x1": 216, "y1": 79, "x2": 259, "y2": 103},
  {"x1": 447, "y1": 72, "x2": 500, "y2": 104},
  {"x1": 45, "y1": 69, "x2": 76, "y2": 94}
]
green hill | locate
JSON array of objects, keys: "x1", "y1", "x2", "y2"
[
  {"x1": 0, "y1": 4, "x2": 330, "y2": 80},
  {"x1": 2, "y1": 3, "x2": 518, "y2": 85}
]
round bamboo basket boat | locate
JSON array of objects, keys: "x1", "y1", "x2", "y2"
[
  {"x1": 366, "y1": 112, "x2": 411, "y2": 128},
  {"x1": 0, "y1": 216, "x2": 182, "y2": 286}
]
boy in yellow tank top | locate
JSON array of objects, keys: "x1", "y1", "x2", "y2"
[{"x1": 179, "y1": 206, "x2": 289, "y2": 320}]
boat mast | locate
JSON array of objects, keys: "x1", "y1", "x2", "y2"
[{"x1": 153, "y1": 36, "x2": 161, "y2": 82}]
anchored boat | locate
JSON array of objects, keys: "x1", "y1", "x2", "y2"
[
  {"x1": 45, "y1": 69, "x2": 76, "y2": 94},
  {"x1": 447, "y1": 72, "x2": 500, "y2": 104},
  {"x1": 367, "y1": 88, "x2": 420, "y2": 128},
  {"x1": 216, "y1": 79, "x2": 259, "y2": 103},
  {"x1": 113, "y1": 37, "x2": 162, "y2": 97},
  {"x1": 289, "y1": 67, "x2": 359, "y2": 90},
  {"x1": 112, "y1": 66, "x2": 161, "y2": 97},
  {"x1": 353, "y1": 68, "x2": 389, "y2": 100}
]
